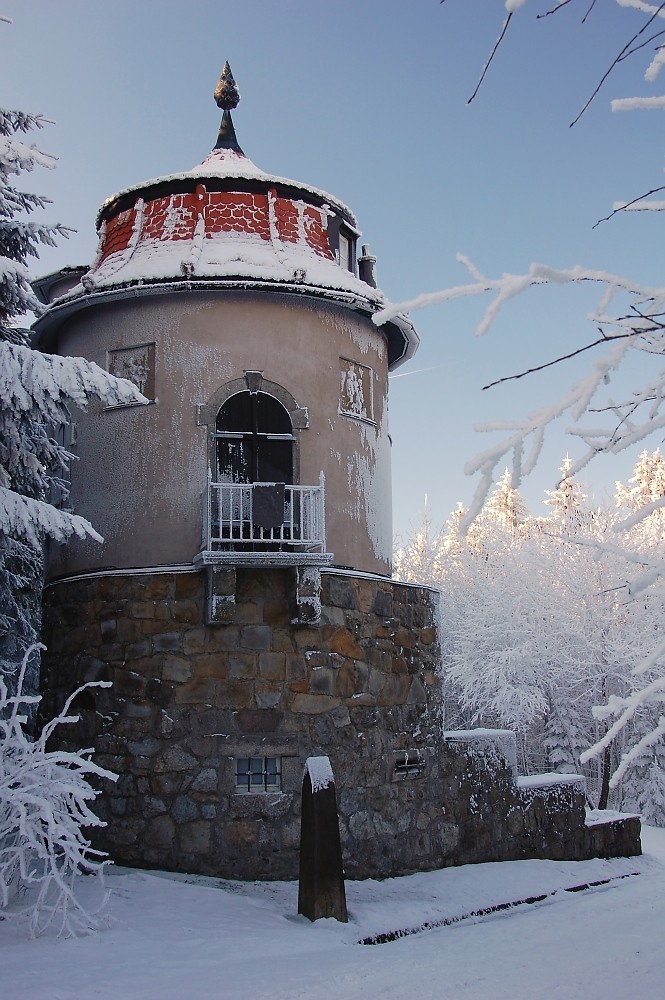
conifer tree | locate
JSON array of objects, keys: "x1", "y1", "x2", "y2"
[{"x1": 0, "y1": 106, "x2": 143, "y2": 687}]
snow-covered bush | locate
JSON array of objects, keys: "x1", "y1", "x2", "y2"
[{"x1": 0, "y1": 646, "x2": 116, "y2": 936}]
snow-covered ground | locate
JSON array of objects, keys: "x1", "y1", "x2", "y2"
[{"x1": 3, "y1": 828, "x2": 665, "y2": 999}]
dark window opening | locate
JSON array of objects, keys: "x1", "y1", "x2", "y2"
[
  {"x1": 215, "y1": 391, "x2": 294, "y2": 484},
  {"x1": 392, "y1": 750, "x2": 427, "y2": 781},
  {"x1": 235, "y1": 756, "x2": 282, "y2": 793}
]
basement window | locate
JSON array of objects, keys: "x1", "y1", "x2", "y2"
[
  {"x1": 391, "y1": 750, "x2": 427, "y2": 781},
  {"x1": 235, "y1": 756, "x2": 282, "y2": 793}
]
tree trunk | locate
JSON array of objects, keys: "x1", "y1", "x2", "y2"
[{"x1": 598, "y1": 742, "x2": 612, "y2": 810}]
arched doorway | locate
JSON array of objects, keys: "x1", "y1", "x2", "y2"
[{"x1": 215, "y1": 390, "x2": 294, "y2": 485}]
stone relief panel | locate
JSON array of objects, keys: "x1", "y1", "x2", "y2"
[
  {"x1": 107, "y1": 343, "x2": 156, "y2": 401},
  {"x1": 339, "y1": 358, "x2": 373, "y2": 423}
]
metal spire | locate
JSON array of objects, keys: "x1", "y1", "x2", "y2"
[{"x1": 213, "y1": 61, "x2": 244, "y2": 154}]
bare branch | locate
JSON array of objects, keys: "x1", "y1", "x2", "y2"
[
  {"x1": 468, "y1": 14, "x2": 514, "y2": 105},
  {"x1": 570, "y1": 2, "x2": 665, "y2": 126},
  {"x1": 537, "y1": 0, "x2": 575, "y2": 19},
  {"x1": 482, "y1": 329, "x2": 639, "y2": 391},
  {"x1": 593, "y1": 185, "x2": 665, "y2": 227}
]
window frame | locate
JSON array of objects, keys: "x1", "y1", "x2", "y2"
[{"x1": 234, "y1": 756, "x2": 283, "y2": 794}]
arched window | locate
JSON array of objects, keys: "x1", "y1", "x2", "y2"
[{"x1": 215, "y1": 391, "x2": 294, "y2": 485}]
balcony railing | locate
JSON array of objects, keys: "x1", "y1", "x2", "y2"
[{"x1": 201, "y1": 471, "x2": 327, "y2": 555}]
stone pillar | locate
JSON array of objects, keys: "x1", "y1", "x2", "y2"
[{"x1": 297, "y1": 756, "x2": 347, "y2": 922}]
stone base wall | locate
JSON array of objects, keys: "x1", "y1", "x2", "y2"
[{"x1": 40, "y1": 568, "x2": 641, "y2": 880}]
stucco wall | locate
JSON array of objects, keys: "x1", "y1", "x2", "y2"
[{"x1": 47, "y1": 290, "x2": 393, "y2": 579}]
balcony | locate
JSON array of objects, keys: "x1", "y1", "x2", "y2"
[{"x1": 195, "y1": 472, "x2": 333, "y2": 569}]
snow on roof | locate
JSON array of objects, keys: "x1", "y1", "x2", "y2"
[
  {"x1": 72, "y1": 230, "x2": 384, "y2": 303},
  {"x1": 99, "y1": 146, "x2": 358, "y2": 228}
]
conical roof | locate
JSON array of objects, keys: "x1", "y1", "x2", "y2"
[{"x1": 33, "y1": 64, "x2": 419, "y2": 369}]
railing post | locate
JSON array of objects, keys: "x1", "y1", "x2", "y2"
[
  {"x1": 319, "y1": 470, "x2": 326, "y2": 553},
  {"x1": 204, "y1": 467, "x2": 212, "y2": 550}
]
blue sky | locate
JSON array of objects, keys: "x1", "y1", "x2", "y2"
[{"x1": 3, "y1": 1, "x2": 663, "y2": 540}]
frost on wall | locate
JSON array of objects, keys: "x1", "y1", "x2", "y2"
[
  {"x1": 108, "y1": 343, "x2": 155, "y2": 400},
  {"x1": 339, "y1": 358, "x2": 373, "y2": 423}
]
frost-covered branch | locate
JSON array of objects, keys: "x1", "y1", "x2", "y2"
[
  {"x1": 0, "y1": 645, "x2": 116, "y2": 936},
  {"x1": 379, "y1": 258, "x2": 665, "y2": 527}
]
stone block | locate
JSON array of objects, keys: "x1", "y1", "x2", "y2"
[
  {"x1": 216, "y1": 678, "x2": 254, "y2": 710},
  {"x1": 183, "y1": 628, "x2": 206, "y2": 655},
  {"x1": 233, "y1": 601, "x2": 261, "y2": 625},
  {"x1": 293, "y1": 628, "x2": 323, "y2": 651},
  {"x1": 263, "y1": 600, "x2": 291, "y2": 626},
  {"x1": 310, "y1": 666, "x2": 336, "y2": 696},
  {"x1": 100, "y1": 619, "x2": 117, "y2": 641},
  {"x1": 191, "y1": 768, "x2": 218, "y2": 793},
  {"x1": 419, "y1": 626, "x2": 437, "y2": 646},
  {"x1": 330, "y1": 706, "x2": 351, "y2": 728},
  {"x1": 255, "y1": 685, "x2": 282, "y2": 709},
  {"x1": 174, "y1": 676, "x2": 219, "y2": 705},
  {"x1": 143, "y1": 796, "x2": 167, "y2": 818},
  {"x1": 291, "y1": 693, "x2": 342, "y2": 714},
  {"x1": 172, "y1": 795, "x2": 200, "y2": 823},
  {"x1": 235, "y1": 708, "x2": 283, "y2": 733},
  {"x1": 112, "y1": 668, "x2": 147, "y2": 698},
  {"x1": 193, "y1": 652, "x2": 229, "y2": 679},
  {"x1": 162, "y1": 655, "x2": 193, "y2": 683},
  {"x1": 373, "y1": 588, "x2": 393, "y2": 617},
  {"x1": 335, "y1": 661, "x2": 355, "y2": 699},
  {"x1": 240, "y1": 625, "x2": 272, "y2": 651},
  {"x1": 130, "y1": 601, "x2": 157, "y2": 620},
  {"x1": 127, "y1": 737, "x2": 162, "y2": 758},
  {"x1": 152, "y1": 631, "x2": 184, "y2": 654},
  {"x1": 272, "y1": 629, "x2": 297, "y2": 653},
  {"x1": 286, "y1": 653, "x2": 307, "y2": 681},
  {"x1": 258, "y1": 651, "x2": 285, "y2": 681},
  {"x1": 170, "y1": 599, "x2": 201, "y2": 625},
  {"x1": 324, "y1": 576, "x2": 356, "y2": 610},
  {"x1": 153, "y1": 746, "x2": 198, "y2": 773},
  {"x1": 125, "y1": 639, "x2": 154, "y2": 661},
  {"x1": 227, "y1": 653, "x2": 258, "y2": 679},
  {"x1": 180, "y1": 820, "x2": 211, "y2": 855},
  {"x1": 352, "y1": 578, "x2": 376, "y2": 614},
  {"x1": 145, "y1": 814, "x2": 175, "y2": 849},
  {"x1": 329, "y1": 629, "x2": 364, "y2": 661},
  {"x1": 174, "y1": 573, "x2": 202, "y2": 600},
  {"x1": 226, "y1": 820, "x2": 257, "y2": 847}
]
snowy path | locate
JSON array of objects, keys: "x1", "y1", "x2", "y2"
[{"x1": 2, "y1": 829, "x2": 664, "y2": 999}]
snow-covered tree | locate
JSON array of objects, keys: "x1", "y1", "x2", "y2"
[
  {"x1": 384, "y1": 1, "x2": 665, "y2": 809},
  {"x1": 0, "y1": 646, "x2": 115, "y2": 936},
  {"x1": 394, "y1": 457, "x2": 665, "y2": 816},
  {"x1": 0, "y1": 96, "x2": 144, "y2": 934},
  {"x1": 544, "y1": 456, "x2": 587, "y2": 524},
  {"x1": 616, "y1": 448, "x2": 665, "y2": 545},
  {"x1": 474, "y1": 467, "x2": 528, "y2": 541},
  {"x1": 393, "y1": 499, "x2": 446, "y2": 587},
  {"x1": 441, "y1": 472, "x2": 665, "y2": 807},
  {"x1": 0, "y1": 105, "x2": 144, "y2": 687}
]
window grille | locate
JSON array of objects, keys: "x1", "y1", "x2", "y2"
[
  {"x1": 392, "y1": 750, "x2": 427, "y2": 781},
  {"x1": 235, "y1": 756, "x2": 282, "y2": 793}
]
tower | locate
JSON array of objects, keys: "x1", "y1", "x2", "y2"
[{"x1": 34, "y1": 65, "x2": 443, "y2": 879}]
